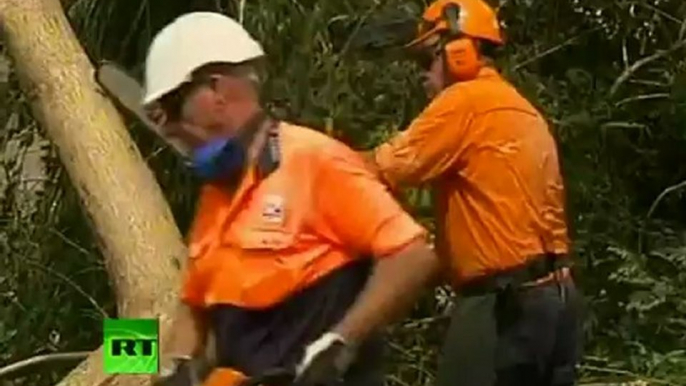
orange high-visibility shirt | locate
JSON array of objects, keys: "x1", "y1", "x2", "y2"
[
  {"x1": 373, "y1": 67, "x2": 570, "y2": 285},
  {"x1": 182, "y1": 122, "x2": 426, "y2": 309}
]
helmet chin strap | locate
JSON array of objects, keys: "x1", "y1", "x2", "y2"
[
  {"x1": 440, "y1": 46, "x2": 453, "y2": 89},
  {"x1": 235, "y1": 108, "x2": 270, "y2": 150}
]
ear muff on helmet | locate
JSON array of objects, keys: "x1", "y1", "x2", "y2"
[
  {"x1": 443, "y1": 38, "x2": 481, "y2": 81},
  {"x1": 441, "y1": 3, "x2": 482, "y2": 81}
]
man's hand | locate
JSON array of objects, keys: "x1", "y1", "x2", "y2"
[
  {"x1": 358, "y1": 149, "x2": 404, "y2": 197},
  {"x1": 152, "y1": 356, "x2": 212, "y2": 386},
  {"x1": 330, "y1": 240, "x2": 440, "y2": 344},
  {"x1": 293, "y1": 240, "x2": 439, "y2": 385},
  {"x1": 358, "y1": 150, "x2": 381, "y2": 178},
  {"x1": 294, "y1": 332, "x2": 356, "y2": 386}
]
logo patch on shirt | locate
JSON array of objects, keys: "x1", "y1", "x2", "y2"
[{"x1": 261, "y1": 194, "x2": 285, "y2": 224}]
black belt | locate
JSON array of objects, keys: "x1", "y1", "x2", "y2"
[{"x1": 460, "y1": 253, "x2": 572, "y2": 298}]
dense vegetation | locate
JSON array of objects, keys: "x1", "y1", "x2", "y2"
[{"x1": 1, "y1": 0, "x2": 685, "y2": 385}]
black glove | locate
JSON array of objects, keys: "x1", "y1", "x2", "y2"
[{"x1": 294, "y1": 333, "x2": 356, "y2": 386}]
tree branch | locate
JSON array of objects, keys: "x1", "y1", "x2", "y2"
[
  {"x1": 238, "y1": 0, "x2": 246, "y2": 24},
  {"x1": 0, "y1": 1, "x2": 187, "y2": 386},
  {"x1": 647, "y1": 180, "x2": 686, "y2": 219},
  {"x1": 512, "y1": 31, "x2": 590, "y2": 72},
  {"x1": 614, "y1": 93, "x2": 671, "y2": 107},
  {"x1": 609, "y1": 39, "x2": 686, "y2": 98},
  {"x1": 0, "y1": 352, "x2": 90, "y2": 379},
  {"x1": 25, "y1": 260, "x2": 108, "y2": 317}
]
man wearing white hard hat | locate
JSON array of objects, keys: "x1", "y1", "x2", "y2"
[{"x1": 143, "y1": 12, "x2": 440, "y2": 386}]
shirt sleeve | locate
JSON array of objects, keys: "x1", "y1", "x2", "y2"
[
  {"x1": 373, "y1": 87, "x2": 474, "y2": 186},
  {"x1": 313, "y1": 144, "x2": 428, "y2": 258}
]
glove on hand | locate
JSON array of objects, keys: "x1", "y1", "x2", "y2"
[
  {"x1": 295, "y1": 332, "x2": 356, "y2": 386},
  {"x1": 153, "y1": 356, "x2": 212, "y2": 386}
]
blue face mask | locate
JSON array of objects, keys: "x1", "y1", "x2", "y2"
[
  {"x1": 187, "y1": 136, "x2": 246, "y2": 180},
  {"x1": 186, "y1": 111, "x2": 271, "y2": 181}
]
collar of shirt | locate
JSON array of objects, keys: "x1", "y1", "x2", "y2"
[
  {"x1": 475, "y1": 66, "x2": 501, "y2": 81},
  {"x1": 254, "y1": 118, "x2": 281, "y2": 179}
]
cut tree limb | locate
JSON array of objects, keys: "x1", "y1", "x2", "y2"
[
  {"x1": 0, "y1": 0, "x2": 188, "y2": 385},
  {"x1": 0, "y1": 352, "x2": 90, "y2": 379}
]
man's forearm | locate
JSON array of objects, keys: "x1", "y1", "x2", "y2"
[{"x1": 331, "y1": 240, "x2": 439, "y2": 344}]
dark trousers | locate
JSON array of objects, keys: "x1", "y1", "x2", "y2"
[
  {"x1": 435, "y1": 277, "x2": 583, "y2": 386},
  {"x1": 208, "y1": 258, "x2": 385, "y2": 386}
]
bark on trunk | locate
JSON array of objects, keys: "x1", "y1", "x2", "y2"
[{"x1": 0, "y1": 0, "x2": 187, "y2": 385}]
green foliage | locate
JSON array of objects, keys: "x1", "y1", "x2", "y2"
[{"x1": 1, "y1": 0, "x2": 685, "y2": 385}]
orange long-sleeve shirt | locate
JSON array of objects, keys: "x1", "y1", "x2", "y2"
[
  {"x1": 373, "y1": 67, "x2": 570, "y2": 286},
  {"x1": 183, "y1": 122, "x2": 426, "y2": 309}
]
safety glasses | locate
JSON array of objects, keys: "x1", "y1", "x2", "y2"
[
  {"x1": 411, "y1": 42, "x2": 442, "y2": 71},
  {"x1": 148, "y1": 75, "x2": 219, "y2": 126}
]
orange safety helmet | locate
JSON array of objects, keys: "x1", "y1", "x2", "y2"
[{"x1": 408, "y1": 0, "x2": 503, "y2": 81}]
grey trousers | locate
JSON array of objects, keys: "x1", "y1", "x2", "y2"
[{"x1": 435, "y1": 277, "x2": 583, "y2": 386}]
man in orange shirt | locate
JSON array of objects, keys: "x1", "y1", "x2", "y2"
[
  {"x1": 141, "y1": 12, "x2": 440, "y2": 386},
  {"x1": 364, "y1": 1, "x2": 582, "y2": 385}
]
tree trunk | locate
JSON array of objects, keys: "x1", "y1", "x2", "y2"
[{"x1": 0, "y1": 0, "x2": 187, "y2": 385}]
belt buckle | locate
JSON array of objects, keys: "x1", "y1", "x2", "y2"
[{"x1": 523, "y1": 266, "x2": 568, "y2": 288}]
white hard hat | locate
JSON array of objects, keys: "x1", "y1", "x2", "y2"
[{"x1": 142, "y1": 12, "x2": 265, "y2": 105}]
